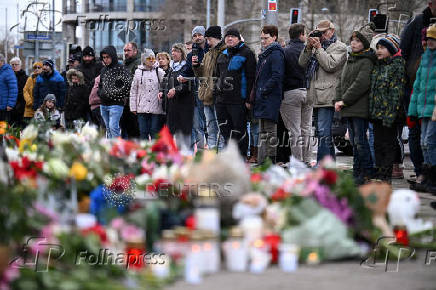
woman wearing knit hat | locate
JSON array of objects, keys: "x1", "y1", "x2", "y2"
[
  {"x1": 335, "y1": 24, "x2": 376, "y2": 185},
  {"x1": 23, "y1": 61, "x2": 43, "y2": 123},
  {"x1": 408, "y1": 24, "x2": 436, "y2": 194},
  {"x1": 369, "y1": 33, "x2": 406, "y2": 184}
]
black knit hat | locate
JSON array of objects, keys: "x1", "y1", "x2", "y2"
[
  {"x1": 205, "y1": 26, "x2": 222, "y2": 40},
  {"x1": 224, "y1": 28, "x2": 241, "y2": 40},
  {"x1": 82, "y1": 46, "x2": 95, "y2": 57},
  {"x1": 43, "y1": 59, "x2": 54, "y2": 69}
]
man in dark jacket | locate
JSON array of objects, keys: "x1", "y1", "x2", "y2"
[
  {"x1": 10, "y1": 57, "x2": 28, "y2": 128},
  {"x1": 33, "y1": 59, "x2": 66, "y2": 111},
  {"x1": 252, "y1": 25, "x2": 285, "y2": 164},
  {"x1": 99, "y1": 45, "x2": 132, "y2": 138},
  {"x1": 78, "y1": 46, "x2": 103, "y2": 126},
  {"x1": 280, "y1": 24, "x2": 311, "y2": 164},
  {"x1": 215, "y1": 28, "x2": 256, "y2": 156},
  {"x1": 0, "y1": 54, "x2": 18, "y2": 122},
  {"x1": 400, "y1": 1, "x2": 436, "y2": 180},
  {"x1": 121, "y1": 42, "x2": 140, "y2": 138}
]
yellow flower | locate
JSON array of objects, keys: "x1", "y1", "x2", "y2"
[
  {"x1": 70, "y1": 162, "x2": 88, "y2": 181},
  {"x1": 0, "y1": 121, "x2": 7, "y2": 135},
  {"x1": 31, "y1": 144, "x2": 37, "y2": 152},
  {"x1": 19, "y1": 139, "x2": 32, "y2": 153}
]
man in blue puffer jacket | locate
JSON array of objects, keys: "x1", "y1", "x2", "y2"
[
  {"x1": 0, "y1": 54, "x2": 18, "y2": 122},
  {"x1": 252, "y1": 25, "x2": 285, "y2": 164},
  {"x1": 33, "y1": 59, "x2": 66, "y2": 111}
]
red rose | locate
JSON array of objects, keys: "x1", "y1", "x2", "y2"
[
  {"x1": 322, "y1": 170, "x2": 337, "y2": 185},
  {"x1": 271, "y1": 187, "x2": 289, "y2": 201}
]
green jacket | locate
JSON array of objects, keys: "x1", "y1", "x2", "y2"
[
  {"x1": 193, "y1": 42, "x2": 226, "y2": 106},
  {"x1": 335, "y1": 49, "x2": 376, "y2": 119},
  {"x1": 408, "y1": 48, "x2": 436, "y2": 119},
  {"x1": 370, "y1": 55, "x2": 406, "y2": 127},
  {"x1": 124, "y1": 54, "x2": 141, "y2": 76}
]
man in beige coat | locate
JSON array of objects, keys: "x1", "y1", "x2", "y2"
[{"x1": 299, "y1": 20, "x2": 347, "y2": 163}]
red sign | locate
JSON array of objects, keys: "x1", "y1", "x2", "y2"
[{"x1": 268, "y1": 1, "x2": 277, "y2": 11}]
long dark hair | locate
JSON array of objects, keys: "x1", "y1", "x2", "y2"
[{"x1": 40, "y1": 101, "x2": 55, "y2": 120}]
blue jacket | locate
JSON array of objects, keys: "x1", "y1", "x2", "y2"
[
  {"x1": 0, "y1": 64, "x2": 18, "y2": 110},
  {"x1": 33, "y1": 70, "x2": 66, "y2": 110},
  {"x1": 408, "y1": 48, "x2": 436, "y2": 118},
  {"x1": 253, "y1": 43, "x2": 285, "y2": 122}
]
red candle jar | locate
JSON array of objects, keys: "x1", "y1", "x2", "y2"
[
  {"x1": 125, "y1": 241, "x2": 146, "y2": 270},
  {"x1": 264, "y1": 234, "x2": 281, "y2": 264},
  {"x1": 393, "y1": 225, "x2": 409, "y2": 246}
]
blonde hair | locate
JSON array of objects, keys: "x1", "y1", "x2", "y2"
[{"x1": 157, "y1": 52, "x2": 171, "y2": 62}]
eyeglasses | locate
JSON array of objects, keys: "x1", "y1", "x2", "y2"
[
  {"x1": 11, "y1": 63, "x2": 20, "y2": 66},
  {"x1": 33, "y1": 66, "x2": 42, "y2": 69}
]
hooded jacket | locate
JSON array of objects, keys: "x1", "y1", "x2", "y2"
[
  {"x1": 215, "y1": 42, "x2": 256, "y2": 105},
  {"x1": 408, "y1": 48, "x2": 436, "y2": 119},
  {"x1": 0, "y1": 63, "x2": 18, "y2": 110},
  {"x1": 33, "y1": 68, "x2": 66, "y2": 110},
  {"x1": 23, "y1": 73, "x2": 39, "y2": 117},
  {"x1": 253, "y1": 42, "x2": 285, "y2": 122},
  {"x1": 98, "y1": 46, "x2": 132, "y2": 106},
  {"x1": 370, "y1": 53, "x2": 406, "y2": 127},
  {"x1": 64, "y1": 69, "x2": 89, "y2": 121},
  {"x1": 335, "y1": 49, "x2": 377, "y2": 119},
  {"x1": 130, "y1": 64, "x2": 165, "y2": 114},
  {"x1": 193, "y1": 41, "x2": 226, "y2": 106}
]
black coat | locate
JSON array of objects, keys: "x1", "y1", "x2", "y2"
[
  {"x1": 64, "y1": 69, "x2": 89, "y2": 121},
  {"x1": 215, "y1": 42, "x2": 256, "y2": 105},
  {"x1": 283, "y1": 39, "x2": 306, "y2": 91},
  {"x1": 13, "y1": 70, "x2": 28, "y2": 117},
  {"x1": 165, "y1": 63, "x2": 194, "y2": 136},
  {"x1": 78, "y1": 60, "x2": 103, "y2": 94}
]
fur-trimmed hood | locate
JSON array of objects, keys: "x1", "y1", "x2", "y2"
[{"x1": 66, "y1": 68, "x2": 85, "y2": 86}]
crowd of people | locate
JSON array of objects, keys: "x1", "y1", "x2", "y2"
[{"x1": 0, "y1": 3, "x2": 435, "y2": 192}]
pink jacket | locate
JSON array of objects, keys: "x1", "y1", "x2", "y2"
[
  {"x1": 130, "y1": 65, "x2": 165, "y2": 114},
  {"x1": 89, "y1": 75, "x2": 101, "y2": 111}
]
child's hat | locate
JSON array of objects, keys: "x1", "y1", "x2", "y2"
[
  {"x1": 44, "y1": 94, "x2": 56, "y2": 104},
  {"x1": 351, "y1": 23, "x2": 376, "y2": 49},
  {"x1": 377, "y1": 34, "x2": 400, "y2": 55},
  {"x1": 426, "y1": 24, "x2": 436, "y2": 40}
]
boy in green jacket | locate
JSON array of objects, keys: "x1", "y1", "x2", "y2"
[
  {"x1": 335, "y1": 24, "x2": 376, "y2": 185},
  {"x1": 408, "y1": 24, "x2": 436, "y2": 194},
  {"x1": 369, "y1": 34, "x2": 406, "y2": 183}
]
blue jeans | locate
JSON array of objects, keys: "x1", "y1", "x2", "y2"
[
  {"x1": 100, "y1": 105, "x2": 123, "y2": 138},
  {"x1": 191, "y1": 95, "x2": 206, "y2": 149},
  {"x1": 346, "y1": 117, "x2": 373, "y2": 183},
  {"x1": 204, "y1": 105, "x2": 224, "y2": 150},
  {"x1": 137, "y1": 113, "x2": 161, "y2": 140},
  {"x1": 368, "y1": 122, "x2": 376, "y2": 167},
  {"x1": 316, "y1": 107, "x2": 335, "y2": 162},
  {"x1": 421, "y1": 118, "x2": 436, "y2": 166}
]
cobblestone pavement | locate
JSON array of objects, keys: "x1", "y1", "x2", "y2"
[{"x1": 168, "y1": 149, "x2": 436, "y2": 290}]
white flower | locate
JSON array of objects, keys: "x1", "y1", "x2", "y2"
[
  {"x1": 51, "y1": 131, "x2": 73, "y2": 146},
  {"x1": 21, "y1": 124, "x2": 38, "y2": 140},
  {"x1": 135, "y1": 173, "x2": 151, "y2": 186},
  {"x1": 46, "y1": 158, "x2": 69, "y2": 179},
  {"x1": 5, "y1": 147, "x2": 20, "y2": 162},
  {"x1": 152, "y1": 166, "x2": 169, "y2": 180},
  {"x1": 81, "y1": 123, "x2": 99, "y2": 140}
]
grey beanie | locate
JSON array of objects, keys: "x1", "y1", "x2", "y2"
[
  {"x1": 44, "y1": 94, "x2": 56, "y2": 104},
  {"x1": 192, "y1": 26, "x2": 206, "y2": 37}
]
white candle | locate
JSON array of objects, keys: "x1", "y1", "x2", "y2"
[
  {"x1": 279, "y1": 244, "x2": 299, "y2": 272},
  {"x1": 223, "y1": 240, "x2": 248, "y2": 272}
]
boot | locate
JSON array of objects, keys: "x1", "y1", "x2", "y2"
[
  {"x1": 410, "y1": 164, "x2": 430, "y2": 192},
  {"x1": 424, "y1": 166, "x2": 436, "y2": 194},
  {"x1": 392, "y1": 163, "x2": 404, "y2": 179},
  {"x1": 248, "y1": 146, "x2": 258, "y2": 163}
]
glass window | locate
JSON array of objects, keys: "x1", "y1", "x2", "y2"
[
  {"x1": 90, "y1": 0, "x2": 127, "y2": 12},
  {"x1": 134, "y1": 0, "x2": 164, "y2": 12}
]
